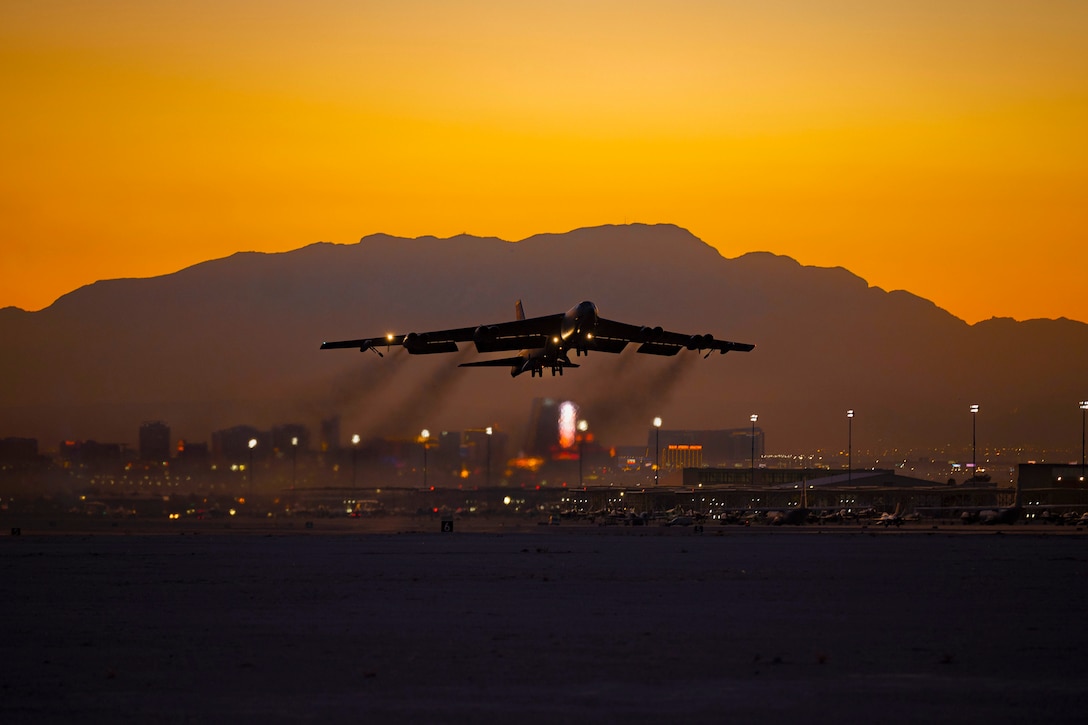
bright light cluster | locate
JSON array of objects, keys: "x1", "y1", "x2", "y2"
[{"x1": 558, "y1": 401, "x2": 579, "y2": 449}]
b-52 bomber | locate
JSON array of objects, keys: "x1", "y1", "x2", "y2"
[{"x1": 320, "y1": 299, "x2": 754, "y2": 377}]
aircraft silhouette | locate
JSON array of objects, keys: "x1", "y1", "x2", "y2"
[{"x1": 321, "y1": 300, "x2": 754, "y2": 377}]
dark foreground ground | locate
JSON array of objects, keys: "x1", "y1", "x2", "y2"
[{"x1": 2, "y1": 521, "x2": 1087, "y2": 723}]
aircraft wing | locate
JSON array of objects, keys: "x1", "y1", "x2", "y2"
[
  {"x1": 320, "y1": 313, "x2": 565, "y2": 355},
  {"x1": 320, "y1": 326, "x2": 476, "y2": 354},
  {"x1": 594, "y1": 317, "x2": 756, "y2": 356},
  {"x1": 466, "y1": 313, "x2": 564, "y2": 353}
]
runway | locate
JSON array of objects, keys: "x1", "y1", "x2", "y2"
[{"x1": 2, "y1": 524, "x2": 1087, "y2": 723}]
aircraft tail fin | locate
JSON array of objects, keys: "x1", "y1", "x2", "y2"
[{"x1": 515, "y1": 300, "x2": 526, "y2": 321}]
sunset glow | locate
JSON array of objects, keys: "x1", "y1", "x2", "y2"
[{"x1": 3, "y1": 1, "x2": 1086, "y2": 322}]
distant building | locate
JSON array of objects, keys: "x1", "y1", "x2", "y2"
[
  {"x1": 462, "y1": 428, "x2": 509, "y2": 474},
  {"x1": 1017, "y1": 463, "x2": 1088, "y2": 504},
  {"x1": 524, "y1": 398, "x2": 561, "y2": 457},
  {"x1": 0, "y1": 437, "x2": 39, "y2": 464},
  {"x1": 431, "y1": 430, "x2": 462, "y2": 475},
  {"x1": 138, "y1": 421, "x2": 171, "y2": 462},
  {"x1": 662, "y1": 443, "x2": 703, "y2": 469},
  {"x1": 175, "y1": 440, "x2": 209, "y2": 469},
  {"x1": 211, "y1": 425, "x2": 268, "y2": 464},
  {"x1": 613, "y1": 445, "x2": 651, "y2": 471},
  {"x1": 58, "y1": 440, "x2": 126, "y2": 467},
  {"x1": 684, "y1": 467, "x2": 886, "y2": 488},
  {"x1": 648, "y1": 428, "x2": 763, "y2": 467},
  {"x1": 272, "y1": 423, "x2": 310, "y2": 454},
  {"x1": 320, "y1": 416, "x2": 341, "y2": 452}
]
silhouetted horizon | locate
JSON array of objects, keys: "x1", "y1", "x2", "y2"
[{"x1": 2, "y1": 225, "x2": 1086, "y2": 454}]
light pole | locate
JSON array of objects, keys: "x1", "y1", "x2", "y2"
[
  {"x1": 750, "y1": 414, "x2": 758, "y2": 485},
  {"x1": 652, "y1": 417, "x2": 662, "y2": 486},
  {"x1": 247, "y1": 438, "x2": 257, "y2": 489},
  {"x1": 847, "y1": 409, "x2": 854, "y2": 485},
  {"x1": 970, "y1": 404, "x2": 979, "y2": 479},
  {"x1": 485, "y1": 426, "x2": 493, "y2": 488},
  {"x1": 351, "y1": 433, "x2": 360, "y2": 491},
  {"x1": 291, "y1": 436, "x2": 298, "y2": 490},
  {"x1": 421, "y1": 429, "x2": 430, "y2": 488},
  {"x1": 1080, "y1": 401, "x2": 1087, "y2": 480},
  {"x1": 577, "y1": 419, "x2": 588, "y2": 488}
]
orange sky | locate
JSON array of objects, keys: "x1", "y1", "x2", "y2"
[{"x1": 3, "y1": 1, "x2": 1086, "y2": 323}]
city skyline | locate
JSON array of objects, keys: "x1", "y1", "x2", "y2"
[
  {"x1": 3, "y1": 1, "x2": 1087, "y2": 324},
  {"x1": 6, "y1": 405, "x2": 1082, "y2": 471}
]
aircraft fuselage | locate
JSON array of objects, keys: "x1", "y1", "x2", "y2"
[{"x1": 319, "y1": 298, "x2": 754, "y2": 376}]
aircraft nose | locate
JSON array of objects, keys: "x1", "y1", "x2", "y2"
[{"x1": 578, "y1": 301, "x2": 599, "y2": 323}]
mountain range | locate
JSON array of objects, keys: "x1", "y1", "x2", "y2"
[{"x1": 2, "y1": 224, "x2": 1085, "y2": 458}]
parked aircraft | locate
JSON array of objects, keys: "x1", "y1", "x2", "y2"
[
  {"x1": 961, "y1": 505, "x2": 1023, "y2": 525},
  {"x1": 873, "y1": 503, "x2": 904, "y2": 527},
  {"x1": 321, "y1": 300, "x2": 755, "y2": 377},
  {"x1": 958, "y1": 480, "x2": 1023, "y2": 525},
  {"x1": 766, "y1": 508, "x2": 811, "y2": 525}
]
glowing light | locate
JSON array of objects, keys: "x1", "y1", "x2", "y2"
[
  {"x1": 511, "y1": 456, "x2": 545, "y2": 472},
  {"x1": 751, "y1": 414, "x2": 759, "y2": 423},
  {"x1": 503, "y1": 496, "x2": 511, "y2": 506},
  {"x1": 352, "y1": 433, "x2": 360, "y2": 445},
  {"x1": 970, "y1": 404, "x2": 979, "y2": 414},
  {"x1": 248, "y1": 438, "x2": 257, "y2": 449},
  {"x1": 558, "y1": 401, "x2": 578, "y2": 449},
  {"x1": 653, "y1": 417, "x2": 662, "y2": 428},
  {"x1": 847, "y1": 409, "x2": 854, "y2": 418}
]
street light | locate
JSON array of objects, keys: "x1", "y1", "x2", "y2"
[
  {"x1": 351, "y1": 433, "x2": 360, "y2": 490},
  {"x1": 291, "y1": 436, "x2": 299, "y2": 490},
  {"x1": 421, "y1": 429, "x2": 430, "y2": 488},
  {"x1": 847, "y1": 410, "x2": 854, "y2": 485},
  {"x1": 1079, "y1": 398, "x2": 1088, "y2": 476},
  {"x1": 969, "y1": 404, "x2": 979, "y2": 478},
  {"x1": 652, "y1": 417, "x2": 662, "y2": 486},
  {"x1": 247, "y1": 437, "x2": 257, "y2": 489},
  {"x1": 577, "y1": 419, "x2": 589, "y2": 488},
  {"x1": 750, "y1": 414, "x2": 758, "y2": 485},
  {"x1": 485, "y1": 426, "x2": 493, "y2": 488}
]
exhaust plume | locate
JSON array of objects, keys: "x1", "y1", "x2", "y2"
[
  {"x1": 579, "y1": 350, "x2": 699, "y2": 440},
  {"x1": 365, "y1": 345, "x2": 475, "y2": 438}
]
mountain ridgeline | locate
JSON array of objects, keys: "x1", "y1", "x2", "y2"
[{"x1": 2, "y1": 224, "x2": 1085, "y2": 455}]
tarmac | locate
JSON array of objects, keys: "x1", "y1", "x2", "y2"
[{"x1": 2, "y1": 518, "x2": 1087, "y2": 723}]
